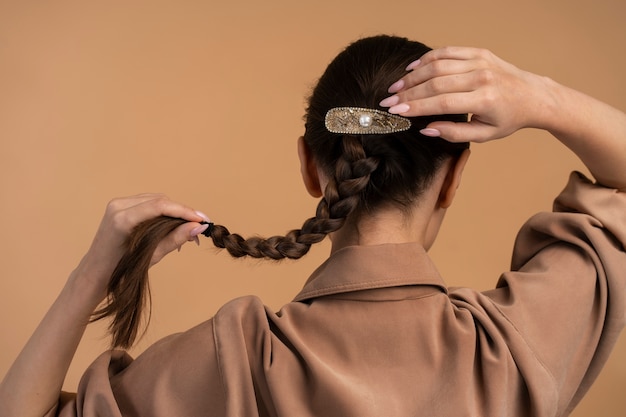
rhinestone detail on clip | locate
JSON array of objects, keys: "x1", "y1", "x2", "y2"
[{"x1": 325, "y1": 107, "x2": 411, "y2": 135}]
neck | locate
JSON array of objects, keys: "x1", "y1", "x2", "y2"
[
  {"x1": 322, "y1": 154, "x2": 462, "y2": 255},
  {"x1": 329, "y1": 191, "x2": 446, "y2": 254}
]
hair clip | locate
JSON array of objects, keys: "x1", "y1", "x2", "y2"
[{"x1": 324, "y1": 107, "x2": 411, "y2": 135}]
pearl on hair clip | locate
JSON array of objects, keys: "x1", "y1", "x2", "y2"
[{"x1": 359, "y1": 114, "x2": 373, "y2": 127}]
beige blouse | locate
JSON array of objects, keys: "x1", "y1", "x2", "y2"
[{"x1": 50, "y1": 172, "x2": 626, "y2": 417}]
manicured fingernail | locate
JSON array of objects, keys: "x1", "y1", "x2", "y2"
[
  {"x1": 406, "y1": 59, "x2": 421, "y2": 71},
  {"x1": 191, "y1": 223, "x2": 209, "y2": 237},
  {"x1": 387, "y1": 79, "x2": 404, "y2": 93},
  {"x1": 388, "y1": 103, "x2": 410, "y2": 114},
  {"x1": 379, "y1": 95, "x2": 399, "y2": 107},
  {"x1": 177, "y1": 245, "x2": 182, "y2": 252},
  {"x1": 193, "y1": 236, "x2": 200, "y2": 246},
  {"x1": 195, "y1": 210, "x2": 211, "y2": 223},
  {"x1": 420, "y1": 128, "x2": 441, "y2": 137}
]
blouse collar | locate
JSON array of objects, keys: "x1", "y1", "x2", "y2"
[{"x1": 293, "y1": 242, "x2": 448, "y2": 302}]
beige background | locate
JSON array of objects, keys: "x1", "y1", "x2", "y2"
[{"x1": 1, "y1": 0, "x2": 625, "y2": 415}]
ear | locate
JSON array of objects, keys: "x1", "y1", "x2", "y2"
[
  {"x1": 297, "y1": 136, "x2": 323, "y2": 198},
  {"x1": 439, "y1": 149, "x2": 471, "y2": 209}
]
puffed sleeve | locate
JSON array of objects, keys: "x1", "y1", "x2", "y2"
[
  {"x1": 46, "y1": 319, "x2": 226, "y2": 417},
  {"x1": 457, "y1": 172, "x2": 626, "y2": 416}
]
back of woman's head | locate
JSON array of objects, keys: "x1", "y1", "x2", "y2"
[
  {"x1": 94, "y1": 35, "x2": 469, "y2": 348},
  {"x1": 304, "y1": 35, "x2": 468, "y2": 214}
]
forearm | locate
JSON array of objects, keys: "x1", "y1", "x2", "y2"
[
  {"x1": 0, "y1": 196, "x2": 206, "y2": 417},
  {"x1": 0, "y1": 269, "x2": 104, "y2": 417},
  {"x1": 539, "y1": 76, "x2": 626, "y2": 191}
]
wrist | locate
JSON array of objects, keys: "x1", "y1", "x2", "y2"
[
  {"x1": 522, "y1": 73, "x2": 564, "y2": 132},
  {"x1": 65, "y1": 260, "x2": 110, "y2": 313}
]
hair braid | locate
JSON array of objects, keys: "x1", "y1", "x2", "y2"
[
  {"x1": 94, "y1": 136, "x2": 378, "y2": 347},
  {"x1": 95, "y1": 35, "x2": 469, "y2": 348},
  {"x1": 209, "y1": 135, "x2": 378, "y2": 260}
]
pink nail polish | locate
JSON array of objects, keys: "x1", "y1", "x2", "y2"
[
  {"x1": 388, "y1": 80, "x2": 404, "y2": 93},
  {"x1": 379, "y1": 95, "x2": 399, "y2": 107},
  {"x1": 195, "y1": 210, "x2": 211, "y2": 223},
  {"x1": 420, "y1": 128, "x2": 441, "y2": 137},
  {"x1": 406, "y1": 59, "x2": 421, "y2": 71},
  {"x1": 191, "y1": 223, "x2": 209, "y2": 237},
  {"x1": 388, "y1": 103, "x2": 410, "y2": 114}
]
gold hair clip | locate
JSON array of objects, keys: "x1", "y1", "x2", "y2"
[{"x1": 324, "y1": 107, "x2": 411, "y2": 135}]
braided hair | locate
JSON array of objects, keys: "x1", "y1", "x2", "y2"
[{"x1": 93, "y1": 35, "x2": 469, "y2": 348}]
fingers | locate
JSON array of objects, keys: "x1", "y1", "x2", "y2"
[
  {"x1": 389, "y1": 47, "x2": 495, "y2": 93},
  {"x1": 386, "y1": 86, "x2": 497, "y2": 121},
  {"x1": 106, "y1": 194, "x2": 208, "y2": 235},
  {"x1": 105, "y1": 194, "x2": 211, "y2": 266},
  {"x1": 417, "y1": 46, "x2": 496, "y2": 67},
  {"x1": 377, "y1": 46, "x2": 534, "y2": 145},
  {"x1": 381, "y1": 71, "x2": 477, "y2": 110},
  {"x1": 151, "y1": 222, "x2": 210, "y2": 266},
  {"x1": 78, "y1": 194, "x2": 211, "y2": 292},
  {"x1": 421, "y1": 120, "x2": 498, "y2": 143},
  {"x1": 386, "y1": 70, "x2": 498, "y2": 117},
  {"x1": 389, "y1": 59, "x2": 478, "y2": 95},
  {"x1": 380, "y1": 47, "x2": 500, "y2": 118}
]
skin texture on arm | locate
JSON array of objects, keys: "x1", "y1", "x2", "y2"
[
  {"x1": 379, "y1": 47, "x2": 626, "y2": 191},
  {"x1": 0, "y1": 195, "x2": 209, "y2": 417}
]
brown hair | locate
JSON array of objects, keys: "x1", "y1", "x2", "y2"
[{"x1": 92, "y1": 35, "x2": 469, "y2": 348}]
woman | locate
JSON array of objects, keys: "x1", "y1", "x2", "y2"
[{"x1": 1, "y1": 35, "x2": 625, "y2": 417}]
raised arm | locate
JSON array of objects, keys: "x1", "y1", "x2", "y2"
[
  {"x1": 379, "y1": 47, "x2": 626, "y2": 191},
  {"x1": 0, "y1": 195, "x2": 209, "y2": 417}
]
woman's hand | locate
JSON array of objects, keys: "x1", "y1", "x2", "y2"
[
  {"x1": 379, "y1": 47, "x2": 554, "y2": 143},
  {"x1": 76, "y1": 193, "x2": 210, "y2": 299},
  {"x1": 0, "y1": 194, "x2": 210, "y2": 417},
  {"x1": 380, "y1": 46, "x2": 626, "y2": 191}
]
